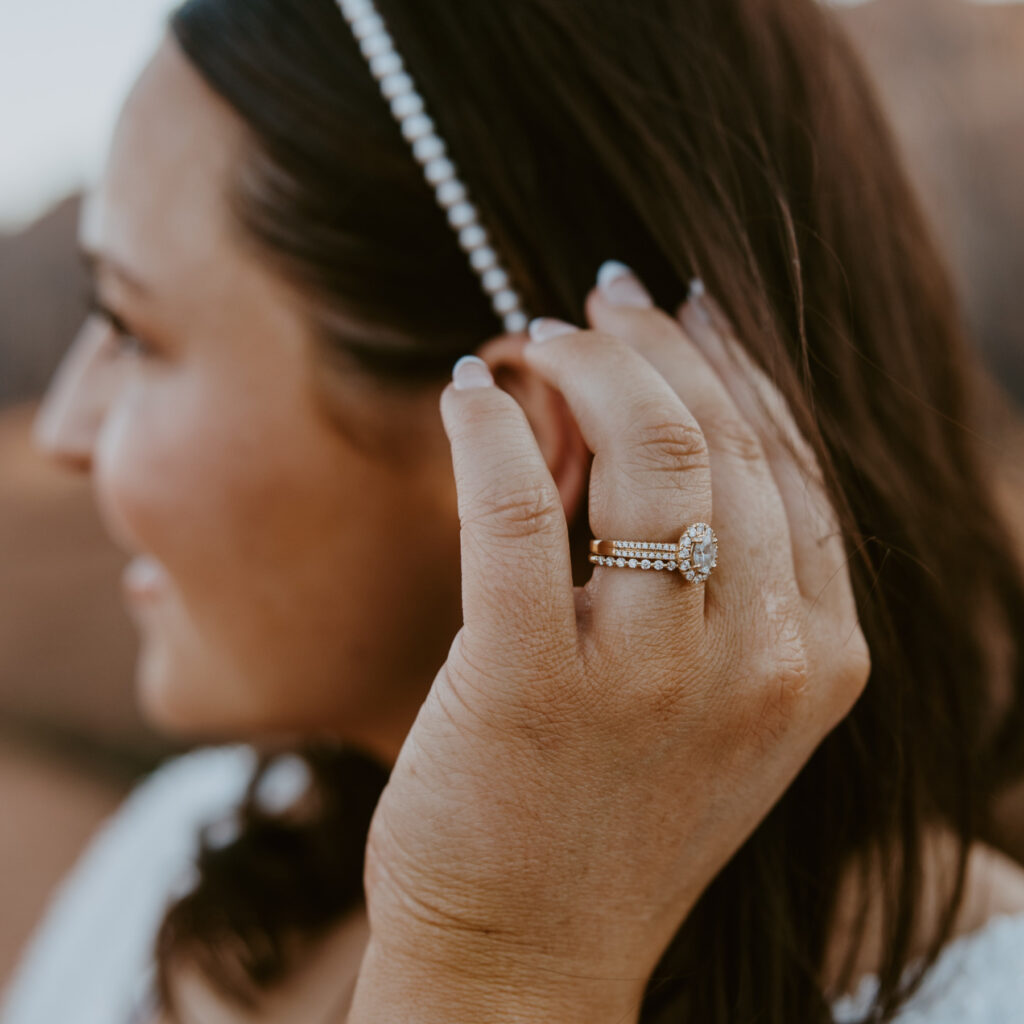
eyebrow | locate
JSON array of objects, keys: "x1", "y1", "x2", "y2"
[{"x1": 78, "y1": 245, "x2": 152, "y2": 296}]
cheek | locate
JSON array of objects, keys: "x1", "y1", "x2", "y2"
[
  {"x1": 97, "y1": 352, "x2": 345, "y2": 570},
  {"x1": 88, "y1": 370, "x2": 378, "y2": 717},
  {"x1": 102, "y1": 402, "x2": 335, "y2": 627},
  {"x1": 92, "y1": 375, "x2": 251, "y2": 573},
  {"x1": 93, "y1": 382, "x2": 196, "y2": 562},
  {"x1": 92, "y1": 368, "x2": 299, "y2": 694},
  {"x1": 91, "y1": 361, "x2": 464, "y2": 740}
]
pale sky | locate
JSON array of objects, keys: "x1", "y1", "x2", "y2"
[
  {"x1": 0, "y1": 0, "x2": 1019, "y2": 232},
  {"x1": 0, "y1": 0, "x2": 177, "y2": 231}
]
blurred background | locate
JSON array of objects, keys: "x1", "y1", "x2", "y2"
[{"x1": 1, "y1": 0, "x2": 1024, "y2": 990}]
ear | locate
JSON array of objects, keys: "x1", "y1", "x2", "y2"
[{"x1": 475, "y1": 333, "x2": 590, "y2": 527}]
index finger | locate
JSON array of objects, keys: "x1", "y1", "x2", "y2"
[{"x1": 440, "y1": 357, "x2": 578, "y2": 675}]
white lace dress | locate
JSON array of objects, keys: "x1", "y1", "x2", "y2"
[{"x1": 2, "y1": 745, "x2": 1024, "y2": 1024}]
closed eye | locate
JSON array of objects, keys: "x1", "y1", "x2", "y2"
[{"x1": 84, "y1": 287, "x2": 153, "y2": 359}]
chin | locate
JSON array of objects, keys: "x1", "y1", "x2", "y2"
[
  {"x1": 132, "y1": 633, "x2": 245, "y2": 742},
  {"x1": 131, "y1": 636, "x2": 344, "y2": 747},
  {"x1": 135, "y1": 646, "x2": 217, "y2": 740},
  {"x1": 128, "y1": 611, "x2": 401, "y2": 758},
  {"x1": 126, "y1": 594, "x2": 255, "y2": 740}
]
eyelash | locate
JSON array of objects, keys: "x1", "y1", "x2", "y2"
[{"x1": 85, "y1": 290, "x2": 153, "y2": 359}]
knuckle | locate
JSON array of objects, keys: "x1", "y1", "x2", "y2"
[
  {"x1": 630, "y1": 413, "x2": 710, "y2": 478},
  {"x1": 707, "y1": 413, "x2": 765, "y2": 467},
  {"x1": 766, "y1": 642, "x2": 811, "y2": 715},
  {"x1": 464, "y1": 480, "x2": 564, "y2": 544},
  {"x1": 763, "y1": 643, "x2": 811, "y2": 722},
  {"x1": 829, "y1": 628, "x2": 873, "y2": 721},
  {"x1": 746, "y1": 612, "x2": 812, "y2": 744}
]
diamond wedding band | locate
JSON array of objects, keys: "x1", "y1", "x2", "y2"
[{"x1": 589, "y1": 523, "x2": 719, "y2": 583}]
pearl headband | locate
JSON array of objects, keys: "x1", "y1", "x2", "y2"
[{"x1": 336, "y1": 0, "x2": 530, "y2": 335}]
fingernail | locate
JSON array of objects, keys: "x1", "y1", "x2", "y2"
[
  {"x1": 687, "y1": 277, "x2": 712, "y2": 324},
  {"x1": 528, "y1": 318, "x2": 578, "y2": 343},
  {"x1": 596, "y1": 260, "x2": 653, "y2": 309},
  {"x1": 452, "y1": 355, "x2": 494, "y2": 390}
]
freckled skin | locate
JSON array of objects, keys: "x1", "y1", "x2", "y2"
[{"x1": 32, "y1": 38, "x2": 489, "y2": 762}]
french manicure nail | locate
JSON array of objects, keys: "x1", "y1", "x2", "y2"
[
  {"x1": 452, "y1": 355, "x2": 494, "y2": 390},
  {"x1": 596, "y1": 260, "x2": 653, "y2": 309},
  {"x1": 528, "y1": 318, "x2": 578, "y2": 343}
]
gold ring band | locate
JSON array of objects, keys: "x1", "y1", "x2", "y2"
[{"x1": 589, "y1": 523, "x2": 718, "y2": 583}]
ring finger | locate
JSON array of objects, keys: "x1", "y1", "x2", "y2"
[
  {"x1": 583, "y1": 272, "x2": 798, "y2": 632},
  {"x1": 523, "y1": 321, "x2": 734, "y2": 647}
]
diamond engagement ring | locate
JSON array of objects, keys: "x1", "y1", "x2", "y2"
[{"x1": 589, "y1": 523, "x2": 719, "y2": 583}]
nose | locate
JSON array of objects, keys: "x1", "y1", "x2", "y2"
[{"x1": 32, "y1": 322, "x2": 115, "y2": 474}]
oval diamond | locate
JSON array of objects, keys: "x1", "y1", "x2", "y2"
[{"x1": 692, "y1": 528, "x2": 717, "y2": 575}]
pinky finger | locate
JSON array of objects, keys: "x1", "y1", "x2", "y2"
[{"x1": 677, "y1": 286, "x2": 857, "y2": 630}]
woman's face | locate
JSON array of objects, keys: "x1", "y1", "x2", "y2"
[{"x1": 32, "y1": 38, "x2": 467, "y2": 763}]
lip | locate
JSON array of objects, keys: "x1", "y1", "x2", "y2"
[{"x1": 122, "y1": 555, "x2": 169, "y2": 603}]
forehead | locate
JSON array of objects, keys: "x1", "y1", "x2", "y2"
[{"x1": 81, "y1": 35, "x2": 248, "y2": 287}]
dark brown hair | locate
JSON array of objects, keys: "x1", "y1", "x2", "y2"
[{"x1": 153, "y1": 0, "x2": 1024, "y2": 1020}]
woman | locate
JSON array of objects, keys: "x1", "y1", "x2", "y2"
[{"x1": 5, "y1": 0, "x2": 1024, "y2": 1021}]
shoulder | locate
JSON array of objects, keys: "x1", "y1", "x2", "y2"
[
  {"x1": 41, "y1": 743, "x2": 259, "y2": 913},
  {"x1": 833, "y1": 911, "x2": 1024, "y2": 1023},
  {"x1": 0, "y1": 745, "x2": 257, "y2": 1024},
  {"x1": 826, "y1": 833, "x2": 1024, "y2": 983},
  {"x1": 827, "y1": 835, "x2": 1024, "y2": 1021}
]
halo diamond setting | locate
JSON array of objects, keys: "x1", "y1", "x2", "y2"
[
  {"x1": 588, "y1": 523, "x2": 718, "y2": 582},
  {"x1": 678, "y1": 523, "x2": 718, "y2": 583}
]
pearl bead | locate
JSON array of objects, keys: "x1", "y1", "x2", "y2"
[
  {"x1": 447, "y1": 202, "x2": 477, "y2": 229},
  {"x1": 493, "y1": 289, "x2": 520, "y2": 315},
  {"x1": 459, "y1": 225, "x2": 488, "y2": 251},
  {"x1": 350, "y1": 13, "x2": 384, "y2": 39},
  {"x1": 504, "y1": 311, "x2": 529, "y2": 334},
  {"x1": 390, "y1": 92, "x2": 424, "y2": 119},
  {"x1": 341, "y1": 0, "x2": 373, "y2": 19},
  {"x1": 369, "y1": 51, "x2": 402, "y2": 77},
  {"x1": 482, "y1": 268, "x2": 509, "y2": 294},
  {"x1": 435, "y1": 180, "x2": 467, "y2": 208},
  {"x1": 412, "y1": 134, "x2": 445, "y2": 163},
  {"x1": 360, "y1": 32, "x2": 393, "y2": 59},
  {"x1": 425, "y1": 157, "x2": 456, "y2": 185},
  {"x1": 470, "y1": 247, "x2": 497, "y2": 271},
  {"x1": 401, "y1": 114, "x2": 433, "y2": 141},
  {"x1": 380, "y1": 72, "x2": 414, "y2": 100}
]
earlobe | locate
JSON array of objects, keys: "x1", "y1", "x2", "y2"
[{"x1": 476, "y1": 334, "x2": 590, "y2": 526}]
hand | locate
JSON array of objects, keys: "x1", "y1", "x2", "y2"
[{"x1": 347, "y1": 267, "x2": 870, "y2": 1024}]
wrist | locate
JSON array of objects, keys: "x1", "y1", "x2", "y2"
[{"x1": 346, "y1": 935, "x2": 645, "y2": 1024}]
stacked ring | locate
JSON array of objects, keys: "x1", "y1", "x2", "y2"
[{"x1": 589, "y1": 523, "x2": 719, "y2": 583}]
